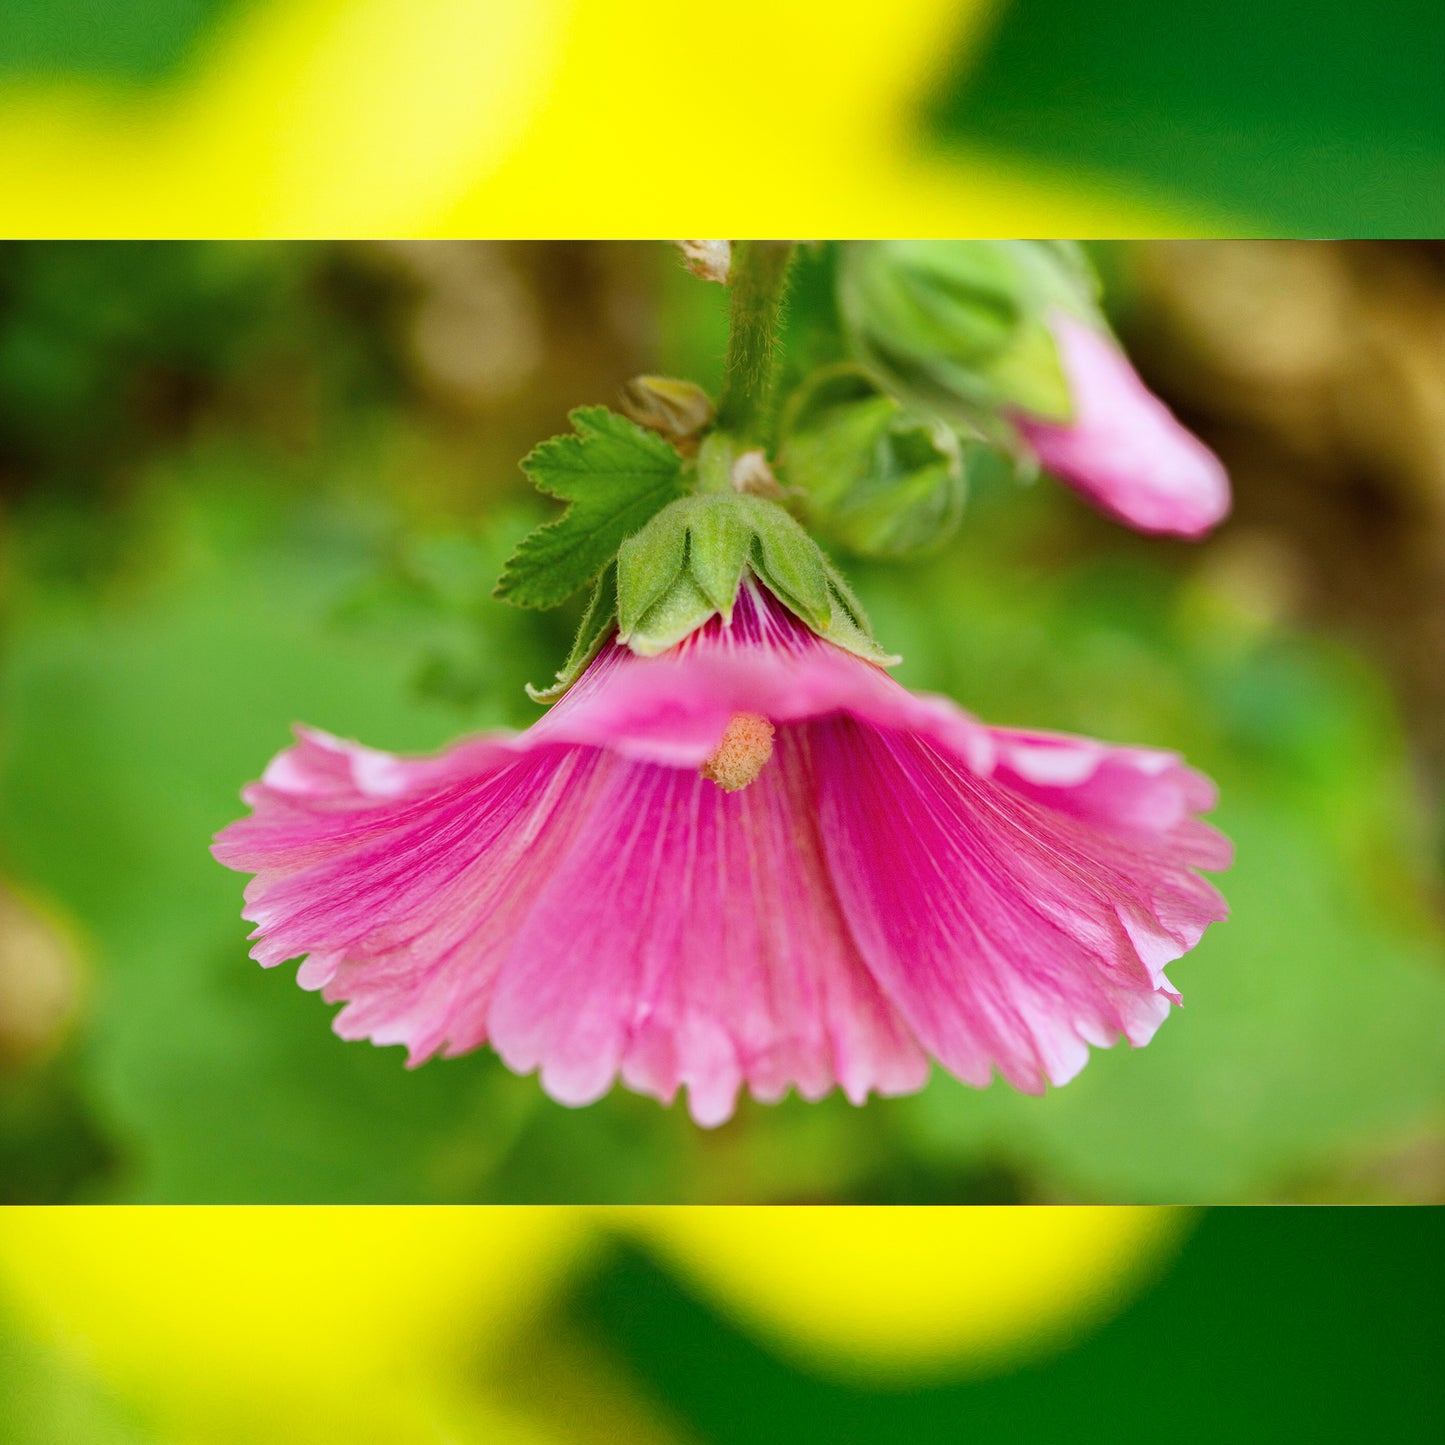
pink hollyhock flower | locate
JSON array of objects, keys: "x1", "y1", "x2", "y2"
[
  {"x1": 213, "y1": 584, "x2": 1230, "y2": 1126},
  {"x1": 1014, "y1": 310, "x2": 1231, "y2": 539}
]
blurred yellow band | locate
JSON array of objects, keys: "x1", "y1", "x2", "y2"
[
  {"x1": 0, "y1": 1204, "x2": 1188, "y2": 1441},
  {"x1": 0, "y1": 0, "x2": 1229, "y2": 236}
]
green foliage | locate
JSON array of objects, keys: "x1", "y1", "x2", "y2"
[
  {"x1": 495, "y1": 407, "x2": 688, "y2": 609},
  {"x1": 0, "y1": 0, "x2": 239, "y2": 82},
  {"x1": 928, "y1": 0, "x2": 1445, "y2": 235}
]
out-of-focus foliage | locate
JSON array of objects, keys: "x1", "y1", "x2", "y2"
[
  {"x1": 0, "y1": 240, "x2": 1441, "y2": 1204},
  {"x1": 932, "y1": 0, "x2": 1445, "y2": 234},
  {"x1": 0, "y1": 1, "x2": 241, "y2": 82}
]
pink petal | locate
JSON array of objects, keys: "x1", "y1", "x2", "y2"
[
  {"x1": 1014, "y1": 310, "x2": 1231, "y2": 539},
  {"x1": 214, "y1": 587, "x2": 1230, "y2": 1121}
]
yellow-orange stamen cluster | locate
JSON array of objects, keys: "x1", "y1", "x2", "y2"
[{"x1": 700, "y1": 713, "x2": 776, "y2": 792}]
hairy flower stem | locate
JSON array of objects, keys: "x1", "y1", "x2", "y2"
[{"x1": 716, "y1": 240, "x2": 797, "y2": 446}]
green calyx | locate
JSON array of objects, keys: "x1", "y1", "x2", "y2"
[
  {"x1": 837, "y1": 240, "x2": 1104, "y2": 443},
  {"x1": 517, "y1": 424, "x2": 897, "y2": 702},
  {"x1": 616, "y1": 487, "x2": 897, "y2": 664},
  {"x1": 780, "y1": 365, "x2": 966, "y2": 559}
]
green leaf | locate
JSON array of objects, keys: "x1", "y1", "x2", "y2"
[
  {"x1": 630, "y1": 568, "x2": 717, "y2": 656},
  {"x1": 495, "y1": 407, "x2": 687, "y2": 609},
  {"x1": 685, "y1": 500, "x2": 753, "y2": 615}
]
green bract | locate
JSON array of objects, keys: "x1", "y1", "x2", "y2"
[
  {"x1": 616, "y1": 491, "x2": 897, "y2": 663},
  {"x1": 780, "y1": 366, "x2": 966, "y2": 558},
  {"x1": 837, "y1": 240, "x2": 1104, "y2": 442},
  {"x1": 495, "y1": 406, "x2": 688, "y2": 609}
]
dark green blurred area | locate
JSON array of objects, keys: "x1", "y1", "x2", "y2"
[
  {"x1": 929, "y1": 0, "x2": 1445, "y2": 233},
  {"x1": 0, "y1": 0, "x2": 241, "y2": 81},
  {"x1": 572, "y1": 1210, "x2": 1444, "y2": 1444},
  {"x1": 0, "y1": 240, "x2": 1441, "y2": 1205}
]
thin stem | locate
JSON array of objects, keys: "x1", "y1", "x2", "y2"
[{"x1": 716, "y1": 240, "x2": 796, "y2": 444}]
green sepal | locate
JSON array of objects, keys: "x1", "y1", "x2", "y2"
[
  {"x1": 779, "y1": 365, "x2": 967, "y2": 559},
  {"x1": 524, "y1": 562, "x2": 619, "y2": 703},
  {"x1": 495, "y1": 406, "x2": 687, "y2": 609},
  {"x1": 837, "y1": 240, "x2": 1103, "y2": 436},
  {"x1": 616, "y1": 492, "x2": 897, "y2": 664},
  {"x1": 686, "y1": 499, "x2": 754, "y2": 611}
]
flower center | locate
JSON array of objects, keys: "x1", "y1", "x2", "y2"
[{"x1": 700, "y1": 713, "x2": 775, "y2": 792}]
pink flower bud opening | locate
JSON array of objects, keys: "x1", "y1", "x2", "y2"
[{"x1": 1014, "y1": 310, "x2": 1231, "y2": 540}]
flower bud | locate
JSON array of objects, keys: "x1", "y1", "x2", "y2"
[
  {"x1": 618, "y1": 375, "x2": 715, "y2": 447},
  {"x1": 838, "y1": 240, "x2": 1100, "y2": 439},
  {"x1": 780, "y1": 367, "x2": 965, "y2": 558},
  {"x1": 676, "y1": 240, "x2": 731, "y2": 285}
]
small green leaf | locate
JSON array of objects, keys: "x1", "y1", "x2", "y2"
[
  {"x1": 982, "y1": 312, "x2": 1072, "y2": 422},
  {"x1": 820, "y1": 562, "x2": 901, "y2": 666},
  {"x1": 495, "y1": 407, "x2": 687, "y2": 609},
  {"x1": 526, "y1": 563, "x2": 619, "y2": 702},
  {"x1": 614, "y1": 491, "x2": 899, "y2": 664}
]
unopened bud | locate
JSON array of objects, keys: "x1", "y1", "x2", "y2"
[
  {"x1": 780, "y1": 367, "x2": 966, "y2": 558},
  {"x1": 619, "y1": 376, "x2": 715, "y2": 447},
  {"x1": 838, "y1": 241, "x2": 1102, "y2": 436}
]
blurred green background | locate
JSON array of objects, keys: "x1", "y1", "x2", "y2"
[
  {"x1": 0, "y1": 240, "x2": 1442, "y2": 1204},
  {"x1": 930, "y1": 0, "x2": 1445, "y2": 234}
]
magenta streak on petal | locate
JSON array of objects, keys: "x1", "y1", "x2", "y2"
[
  {"x1": 1013, "y1": 310, "x2": 1231, "y2": 540},
  {"x1": 213, "y1": 584, "x2": 1230, "y2": 1123}
]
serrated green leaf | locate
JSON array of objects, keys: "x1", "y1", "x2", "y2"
[
  {"x1": 526, "y1": 563, "x2": 619, "y2": 702},
  {"x1": 495, "y1": 407, "x2": 686, "y2": 609}
]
